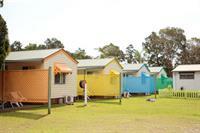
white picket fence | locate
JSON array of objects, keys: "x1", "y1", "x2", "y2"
[{"x1": 159, "y1": 89, "x2": 200, "y2": 99}]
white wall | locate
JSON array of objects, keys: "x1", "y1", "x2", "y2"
[
  {"x1": 173, "y1": 71, "x2": 200, "y2": 90},
  {"x1": 134, "y1": 65, "x2": 150, "y2": 77},
  {"x1": 103, "y1": 59, "x2": 122, "y2": 74},
  {"x1": 43, "y1": 52, "x2": 77, "y2": 98}
]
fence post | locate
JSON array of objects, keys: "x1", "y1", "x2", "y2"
[
  {"x1": 48, "y1": 67, "x2": 52, "y2": 114},
  {"x1": 184, "y1": 91, "x2": 187, "y2": 99}
]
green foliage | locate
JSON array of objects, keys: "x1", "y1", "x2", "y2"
[
  {"x1": 37, "y1": 44, "x2": 47, "y2": 50},
  {"x1": 0, "y1": 0, "x2": 3, "y2": 7},
  {"x1": 184, "y1": 38, "x2": 200, "y2": 64},
  {"x1": 44, "y1": 38, "x2": 64, "y2": 49},
  {"x1": 133, "y1": 50, "x2": 144, "y2": 63},
  {"x1": 125, "y1": 44, "x2": 145, "y2": 63},
  {"x1": 10, "y1": 41, "x2": 23, "y2": 51},
  {"x1": 71, "y1": 48, "x2": 92, "y2": 59},
  {"x1": 143, "y1": 27, "x2": 187, "y2": 76},
  {"x1": 12, "y1": 37, "x2": 65, "y2": 51},
  {"x1": 0, "y1": 14, "x2": 9, "y2": 68},
  {"x1": 125, "y1": 44, "x2": 136, "y2": 63},
  {"x1": 24, "y1": 43, "x2": 38, "y2": 51},
  {"x1": 98, "y1": 43, "x2": 125, "y2": 61}
]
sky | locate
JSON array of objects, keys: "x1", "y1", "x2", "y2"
[{"x1": 0, "y1": 0, "x2": 200, "y2": 57}]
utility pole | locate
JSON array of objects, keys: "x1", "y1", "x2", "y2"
[
  {"x1": 48, "y1": 67, "x2": 52, "y2": 114},
  {"x1": 0, "y1": 0, "x2": 4, "y2": 7}
]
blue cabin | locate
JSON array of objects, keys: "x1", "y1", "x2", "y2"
[{"x1": 121, "y1": 64, "x2": 155, "y2": 94}]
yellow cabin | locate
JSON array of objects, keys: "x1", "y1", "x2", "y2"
[{"x1": 77, "y1": 58, "x2": 123, "y2": 97}]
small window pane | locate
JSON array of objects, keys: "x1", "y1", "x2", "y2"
[
  {"x1": 55, "y1": 73, "x2": 66, "y2": 84},
  {"x1": 55, "y1": 73, "x2": 60, "y2": 84},
  {"x1": 22, "y1": 66, "x2": 29, "y2": 70},
  {"x1": 179, "y1": 72, "x2": 194, "y2": 79},
  {"x1": 22, "y1": 66, "x2": 35, "y2": 70},
  {"x1": 62, "y1": 73, "x2": 66, "y2": 84},
  {"x1": 87, "y1": 71, "x2": 93, "y2": 75}
]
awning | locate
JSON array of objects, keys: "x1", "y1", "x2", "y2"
[
  {"x1": 54, "y1": 63, "x2": 72, "y2": 74},
  {"x1": 110, "y1": 69, "x2": 120, "y2": 75}
]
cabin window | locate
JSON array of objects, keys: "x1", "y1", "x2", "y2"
[
  {"x1": 179, "y1": 72, "x2": 194, "y2": 79},
  {"x1": 5, "y1": 65, "x2": 8, "y2": 70},
  {"x1": 55, "y1": 73, "x2": 66, "y2": 84},
  {"x1": 87, "y1": 71, "x2": 93, "y2": 75},
  {"x1": 22, "y1": 66, "x2": 35, "y2": 70}
]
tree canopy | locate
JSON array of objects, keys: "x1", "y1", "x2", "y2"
[
  {"x1": 125, "y1": 44, "x2": 144, "y2": 64},
  {"x1": 98, "y1": 43, "x2": 125, "y2": 61},
  {"x1": 24, "y1": 43, "x2": 38, "y2": 51},
  {"x1": 143, "y1": 27, "x2": 187, "y2": 76},
  {"x1": 0, "y1": 14, "x2": 9, "y2": 68},
  {"x1": 185, "y1": 38, "x2": 200, "y2": 64},
  {"x1": 125, "y1": 44, "x2": 136, "y2": 63},
  {"x1": 10, "y1": 37, "x2": 65, "y2": 51},
  {"x1": 44, "y1": 38, "x2": 64, "y2": 49},
  {"x1": 10, "y1": 41, "x2": 23, "y2": 51},
  {"x1": 71, "y1": 48, "x2": 92, "y2": 59},
  {"x1": 133, "y1": 50, "x2": 144, "y2": 64},
  {"x1": 0, "y1": 0, "x2": 3, "y2": 7}
]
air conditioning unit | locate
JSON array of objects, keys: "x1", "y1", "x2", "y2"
[{"x1": 64, "y1": 96, "x2": 74, "y2": 105}]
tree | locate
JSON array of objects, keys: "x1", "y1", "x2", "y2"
[
  {"x1": 0, "y1": 14, "x2": 9, "y2": 68},
  {"x1": 24, "y1": 43, "x2": 38, "y2": 50},
  {"x1": 37, "y1": 44, "x2": 47, "y2": 50},
  {"x1": 185, "y1": 38, "x2": 200, "y2": 64},
  {"x1": 10, "y1": 41, "x2": 23, "y2": 51},
  {"x1": 0, "y1": 0, "x2": 4, "y2": 7},
  {"x1": 18, "y1": 38, "x2": 64, "y2": 51},
  {"x1": 98, "y1": 43, "x2": 125, "y2": 61},
  {"x1": 188, "y1": 37, "x2": 200, "y2": 46},
  {"x1": 119, "y1": 50, "x2": 125, "y2": 62},
  {"x1": 159, "y1": 27, "x2": 187, "y2": 65},
  {"x1": 71, "y1": 48, "x2": 92, "y2": 59},
  {"x1": 188, "y1": 45, "x2": 200, "y2": 64},
  {"x1": 143, "y1": 32, "x2": 165, "y2": 66},
  {"x1": 143, "y1": 27, "x2": 187, "y2": 76},
  {"x1": 44, "y1": 38, "x2": 64, "y2": 49},
  {"x1": 133, "y1": 50, "x2": 144, "y2": 63},
  {"x1": 125, "y1": 44, "x2": 136, "y2": 63}
]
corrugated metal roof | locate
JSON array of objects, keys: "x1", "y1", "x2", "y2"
[
  {"x1": 172, "y1": 64, "x2": 200, "y2": 72},
  {"x1": 121, "y1": 64, "x2": 144, "y2": 71},
  {"x1": 78, "y1": 58, "x2": 115, "y2": 69},
  {"x1": 149, "y1": 67, "x2": 163, "y2": 73},
  {"x1": 6, "y1": 49, "x2": 61, "y2": 62}
]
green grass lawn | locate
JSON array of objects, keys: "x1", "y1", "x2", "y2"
[{"x1": 0, "y1": 97, "x2": 200, "y2": 133}]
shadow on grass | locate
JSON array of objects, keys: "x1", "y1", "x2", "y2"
[
  {"x1": 0, "y1": 111, "x2": 48, "y2": 120},
  {"x1": 89, "y1": 99, "x2": 122, "y2": 105},
  {"x1": 24, "y1": 104, "x2": 67, "y2": 111},
  {"x1": 76, "y1": 105, "x2": 87, "y2": 108}
]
